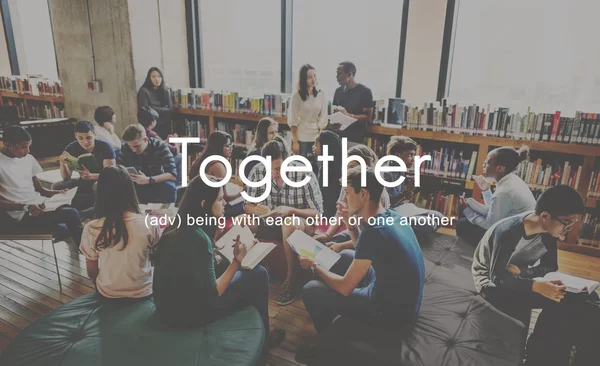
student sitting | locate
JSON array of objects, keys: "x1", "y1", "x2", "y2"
[
  {"x1": 93, "y1": 106, "x2": 122, "y2": 154},
  {"x1": 0, "y1": 126, "x2": 83, "y2": 245},
  {"x1": 152, "y1": 176, "x2": 285, "y2": 350},
  {"x1": 458, "y1": 145, "x2": 535, "y2": 245},
  {"x1": 118, "y1": 124, "x2": 176, "y2": 204},
  {"x1": 137, "y1": 106, "x2": 182, "y2": 185},
  {"x1": 472, "y1": 185, "x2": 598, "y2": 366},
  {"x1": 80, "y1": 166, "x2": 161, "y2": 298},
  {"x1": 244, "y1": 138, "x2": 323, "y2": 306},
  {"x1": 314, "y1": 144, "x2": 390, "y2": 253},
  {"x1": 312, "y1": 131, "x2": 342, "y2": 219},
  {"x1": 55, "y1": 120, "x2": 116, "y2": 212},
  {"x1": 245, "y1": 117, "x2": 279, "y2": 177},
  {"x1": 296, "y1": 167, "x2": 425, "y2": 363}
]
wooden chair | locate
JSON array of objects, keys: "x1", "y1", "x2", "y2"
[{"x1": 0, "y1": 233, "x2": 64, "y2": 293}]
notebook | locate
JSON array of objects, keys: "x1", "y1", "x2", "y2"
[
  {"x1": 42, "y1": 187, "x2": 78, "y2": 212},
  {"x1": 534, "y1": 272, "x2": 600, "y2": 294},
  {"x1": 286, "y1": 230, "x2": 341, "y2": 270},
  {"x1": 215, "y1": 225, "x2": 276, "y2": 270}
]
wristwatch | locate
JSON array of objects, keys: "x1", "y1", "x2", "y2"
[
  {"x1": 311, "y1": 262, "x2": 318, "y2": 275},
  {"x1": 149, "y1": 176, "x2": 155, "y2": 184}
]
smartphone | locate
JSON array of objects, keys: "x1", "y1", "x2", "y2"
[{"x1": 126, "y1": 167, "x2": 143, "y2": 175}]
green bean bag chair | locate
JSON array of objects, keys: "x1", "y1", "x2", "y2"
[{"x1": 0, "y1": 293, "x2": 265, "y2": 366}]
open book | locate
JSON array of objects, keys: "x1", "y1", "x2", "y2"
[
  {"x1": 43, "y1": 187, "x2": 78, "y2": 212},
  {"x1": 215, "y1": 225, "x2": 276, "y2": 270},
  {"x1": 534, "y1": 272, "x2": 600, "y2": 294},
  {"x1": 65, "y1": 153, "x2": 99, "y2": 172},
  {"x1": 286, "y1": 230, "x2": 340, "y2": 271},
  {"x1": 328, "y1": 112, "x2": 358, "y2": 131}
]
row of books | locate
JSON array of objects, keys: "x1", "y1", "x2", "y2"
[
  {"x1": 6, "y1": 101, "x2": 65, "y2": 120},
  {"x1": 216, "y1": 121, "x2": 254, "y2": 147},
  {"x1": 578, "y1": 213, "x2": 600, "y2": 248},
  {"x1": 419, "y1": 148, "x2": 478, "y2": 181},
  {"x1": 586, "y1": 168, "x2": 600, "y2": 198},
  {"x1": 515, "y1": 159, "x2": 582, "y2": 190},
  {"x1": 0, "y1": 75, "x2": 63, "y2": 96},
  {"x1": 413, "y1": 190, "x2": 460, "y2": 219},
  {"x1": 183, "y1": 119, "x2": 209, "y2": 141},
  {"x1": 171, "y1": 88, "x2": 290, "y2": 117},
  {"x1": 393, "y1": 100, "x2": 600, "y2": 145}
]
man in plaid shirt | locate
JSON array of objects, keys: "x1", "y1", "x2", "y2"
[{"x1": 245, "y1": 138, "x2": 323, "y2": 306}]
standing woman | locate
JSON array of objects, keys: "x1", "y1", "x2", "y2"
[
  {"x1": 137, "y1": 67, "x2": 173, "y2": 139},
  {"x1": 288, "y1": 64, "x2": 328, "y2": 157},
  {"x1": 245, "y1": 117, "x2": 279, "y2": 177},
  {"x1": 457, "y1": 145, "x2": 536, "y2": 246}
]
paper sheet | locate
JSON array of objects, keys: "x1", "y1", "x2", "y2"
[
  {"x1": 286, "y1": 230, "x2": 340, "y2": 270},
  {"x1": 328, "y1": 112, "x2": 358, "y2": 131}
]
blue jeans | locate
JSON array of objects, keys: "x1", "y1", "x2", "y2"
[
  {"x1": 135, "y1": 181, "x2": 177, "y2": 204},
  {"x1": 210, "y1": 265, "x2": 270, "y2": 337},
  {"x1": 0, "y1": 206, "x2": 83, "y2": 246},
  {"x1": 302, "y1": 249, "x2": 379, "y2": 333}
]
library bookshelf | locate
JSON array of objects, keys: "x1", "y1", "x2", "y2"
[
  {"x1": 173, "y1": 108, "x2": 600, "y2": 256},
  {"x1": 0, "y1": 91, "x2": 65, "y2": 120}
]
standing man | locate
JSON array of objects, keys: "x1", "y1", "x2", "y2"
[{"x1": 332, "y1": 61, "x2": 374, "y2": 144}]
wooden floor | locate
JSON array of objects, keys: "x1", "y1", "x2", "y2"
[{"x1": 0, "y1": 235, "x2": 599, "y2": 364}]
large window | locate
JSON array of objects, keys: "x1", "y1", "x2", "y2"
[
  {"x1": 199, "y1": 0, "x2": 281, "y2": 95},
  {"x1": 447, "y1": 0, "x2": 600, "y2": 116},
  {"x1": 6, "y1": 0, "x2": 58, "y2": 79},
  {"x1": 292, "y1": 0, "x2": 404, "y2": 100}
]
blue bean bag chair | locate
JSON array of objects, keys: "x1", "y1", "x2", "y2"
[{"x1": 0, "y1": 293, "x2": 265, "y2": 366}]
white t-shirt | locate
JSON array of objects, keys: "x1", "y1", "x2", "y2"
[
  {"x1": 287, "y1": 90, "x2": 329, "y2": 142},
  {"x1": 0, "y1": 152, "x2": 46, "y2": 219},
  {"x1": 80, "y1": 213, "x2": 162, "y2": 298},
  {"x1": 94, "y1": 126, "x2": 122, "y2": 150}
]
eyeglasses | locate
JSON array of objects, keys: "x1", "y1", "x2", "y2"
[
  {"x1": 553, "y1": 217, "x2": 577, "y2": 232},
  {"x1": 224, "y1": 144, "x2": 233, "y2": 149}
]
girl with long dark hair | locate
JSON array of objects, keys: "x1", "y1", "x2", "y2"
[
  {"x1": 79, "y1": 165, "x2": 161, "y2": 298},
  {"x1": 245, "y1": 117, "x2": 279, "y2": 177},
  {"x1": 189, "y1": 131, "x2": 240, "y2": 204},
  {"x1": 137, "y1": 67, "x2": 173, "y2": 138},
  {"x1": 288, "y1": 64, "x2": 328, "y2": 157},
  {"x1": 312, "y1": 130, "x2": 342, "y2": 218},
  {"x1": 152, "y1": 176, "x2": 285, "y2": 350}
]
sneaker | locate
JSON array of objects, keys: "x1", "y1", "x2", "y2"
[
  {"x1": 295, "y1": 343, "x2": 318, "y2": 364},
  {"x1": 276, "y1": 280, "x2": 296, "y2": 306}
]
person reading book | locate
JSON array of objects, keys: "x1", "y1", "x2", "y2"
[
  {"x1": 0, "y1": 126, "x2": 83, "y2": 246},
  {"x1": 137, "y1": 106, "x2": 182, "y2": 185},
  {"x1": 331, "y1": 61, "x2": 374, "y2": 144},
  {"x1": 472, "y1": 185, "x2": 598, "y2": 366},
  {"x1": 137, "y1": 67, "x2": 172, "y2": 139},
  {"x1": 151, "y1": 176, "x2": 285, "y2": 352},
  {"x1": 245, "y1": 117, "x2": 279, "y2": 177},
  {"x1": 118, "y1": 124, "x2": 177, "y2": 204},
  {"x1": 244, "y1": 138, "x2": 324, "y2": 306},
  {"x1": 55, "y1": 120, "x2": 116, "y2": 212},
  {"x1": 457, "y1": 145, "x2": 535, "y2": 246},
  {"x1": 295, "y1": 167, "x2": 425, "y2": 363},
  {"x1": 93, "y1": 106, "x2": 121, "y2": 153},
  {"x1": 288, "y1": 64, "x2": 328, "y2": 157},
  {"x1": 80, "y1": 166, "x2": 161, "y2": 298},
  {"x1": 313, "y1": 144, "x2": 390, "y2": 253}
]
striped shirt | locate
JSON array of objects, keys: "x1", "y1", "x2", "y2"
[
  {"x1": 246, "y1": 162, "x2": 323, "y2": 213},
  {"x1": 117, "y1": 137, "x2": 176, "y2": 178}
]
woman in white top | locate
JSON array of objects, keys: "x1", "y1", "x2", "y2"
[
  {"x1": 93, "y1": 106, "x2": 122, "y2": 152},
  {"x1": 288, "y1": 64, "x2": 328, "y2": 157},
  {"x1": 80, "y1": 165, "x2": 161, "y2": 298},
  {"x1": 457, "y1": 145, "x2": 536, "y2": 245}
]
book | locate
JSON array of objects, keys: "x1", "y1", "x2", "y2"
[
  {"x1": 328, "y1": 112, "x2": 358, "y2": 131},
  {"x1": 36, "y1": 169, "x2": 80, "y2": 185},
  {"x1": 534, "y1": 272, "x2": 599, "y2": 294},
  {"x1": 42, "y1": 187, "x2": 78, "y2": 212},
  {"x1": 215, "y1": 225, "x2": 276, "y2": 270},
  {"x1": 65, "y1": 153, "x2": 99, "y2": 172},
  {"x1": 286, "y1": 230, "x2": 340, "y2": 270}
]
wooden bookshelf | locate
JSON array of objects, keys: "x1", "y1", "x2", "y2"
[
  {"x1": 0, "y1": 91, "x2": 65, "y2": 120},
  {"x1": 172, "y1": 109, "x2": 600, "y2": 256}
]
